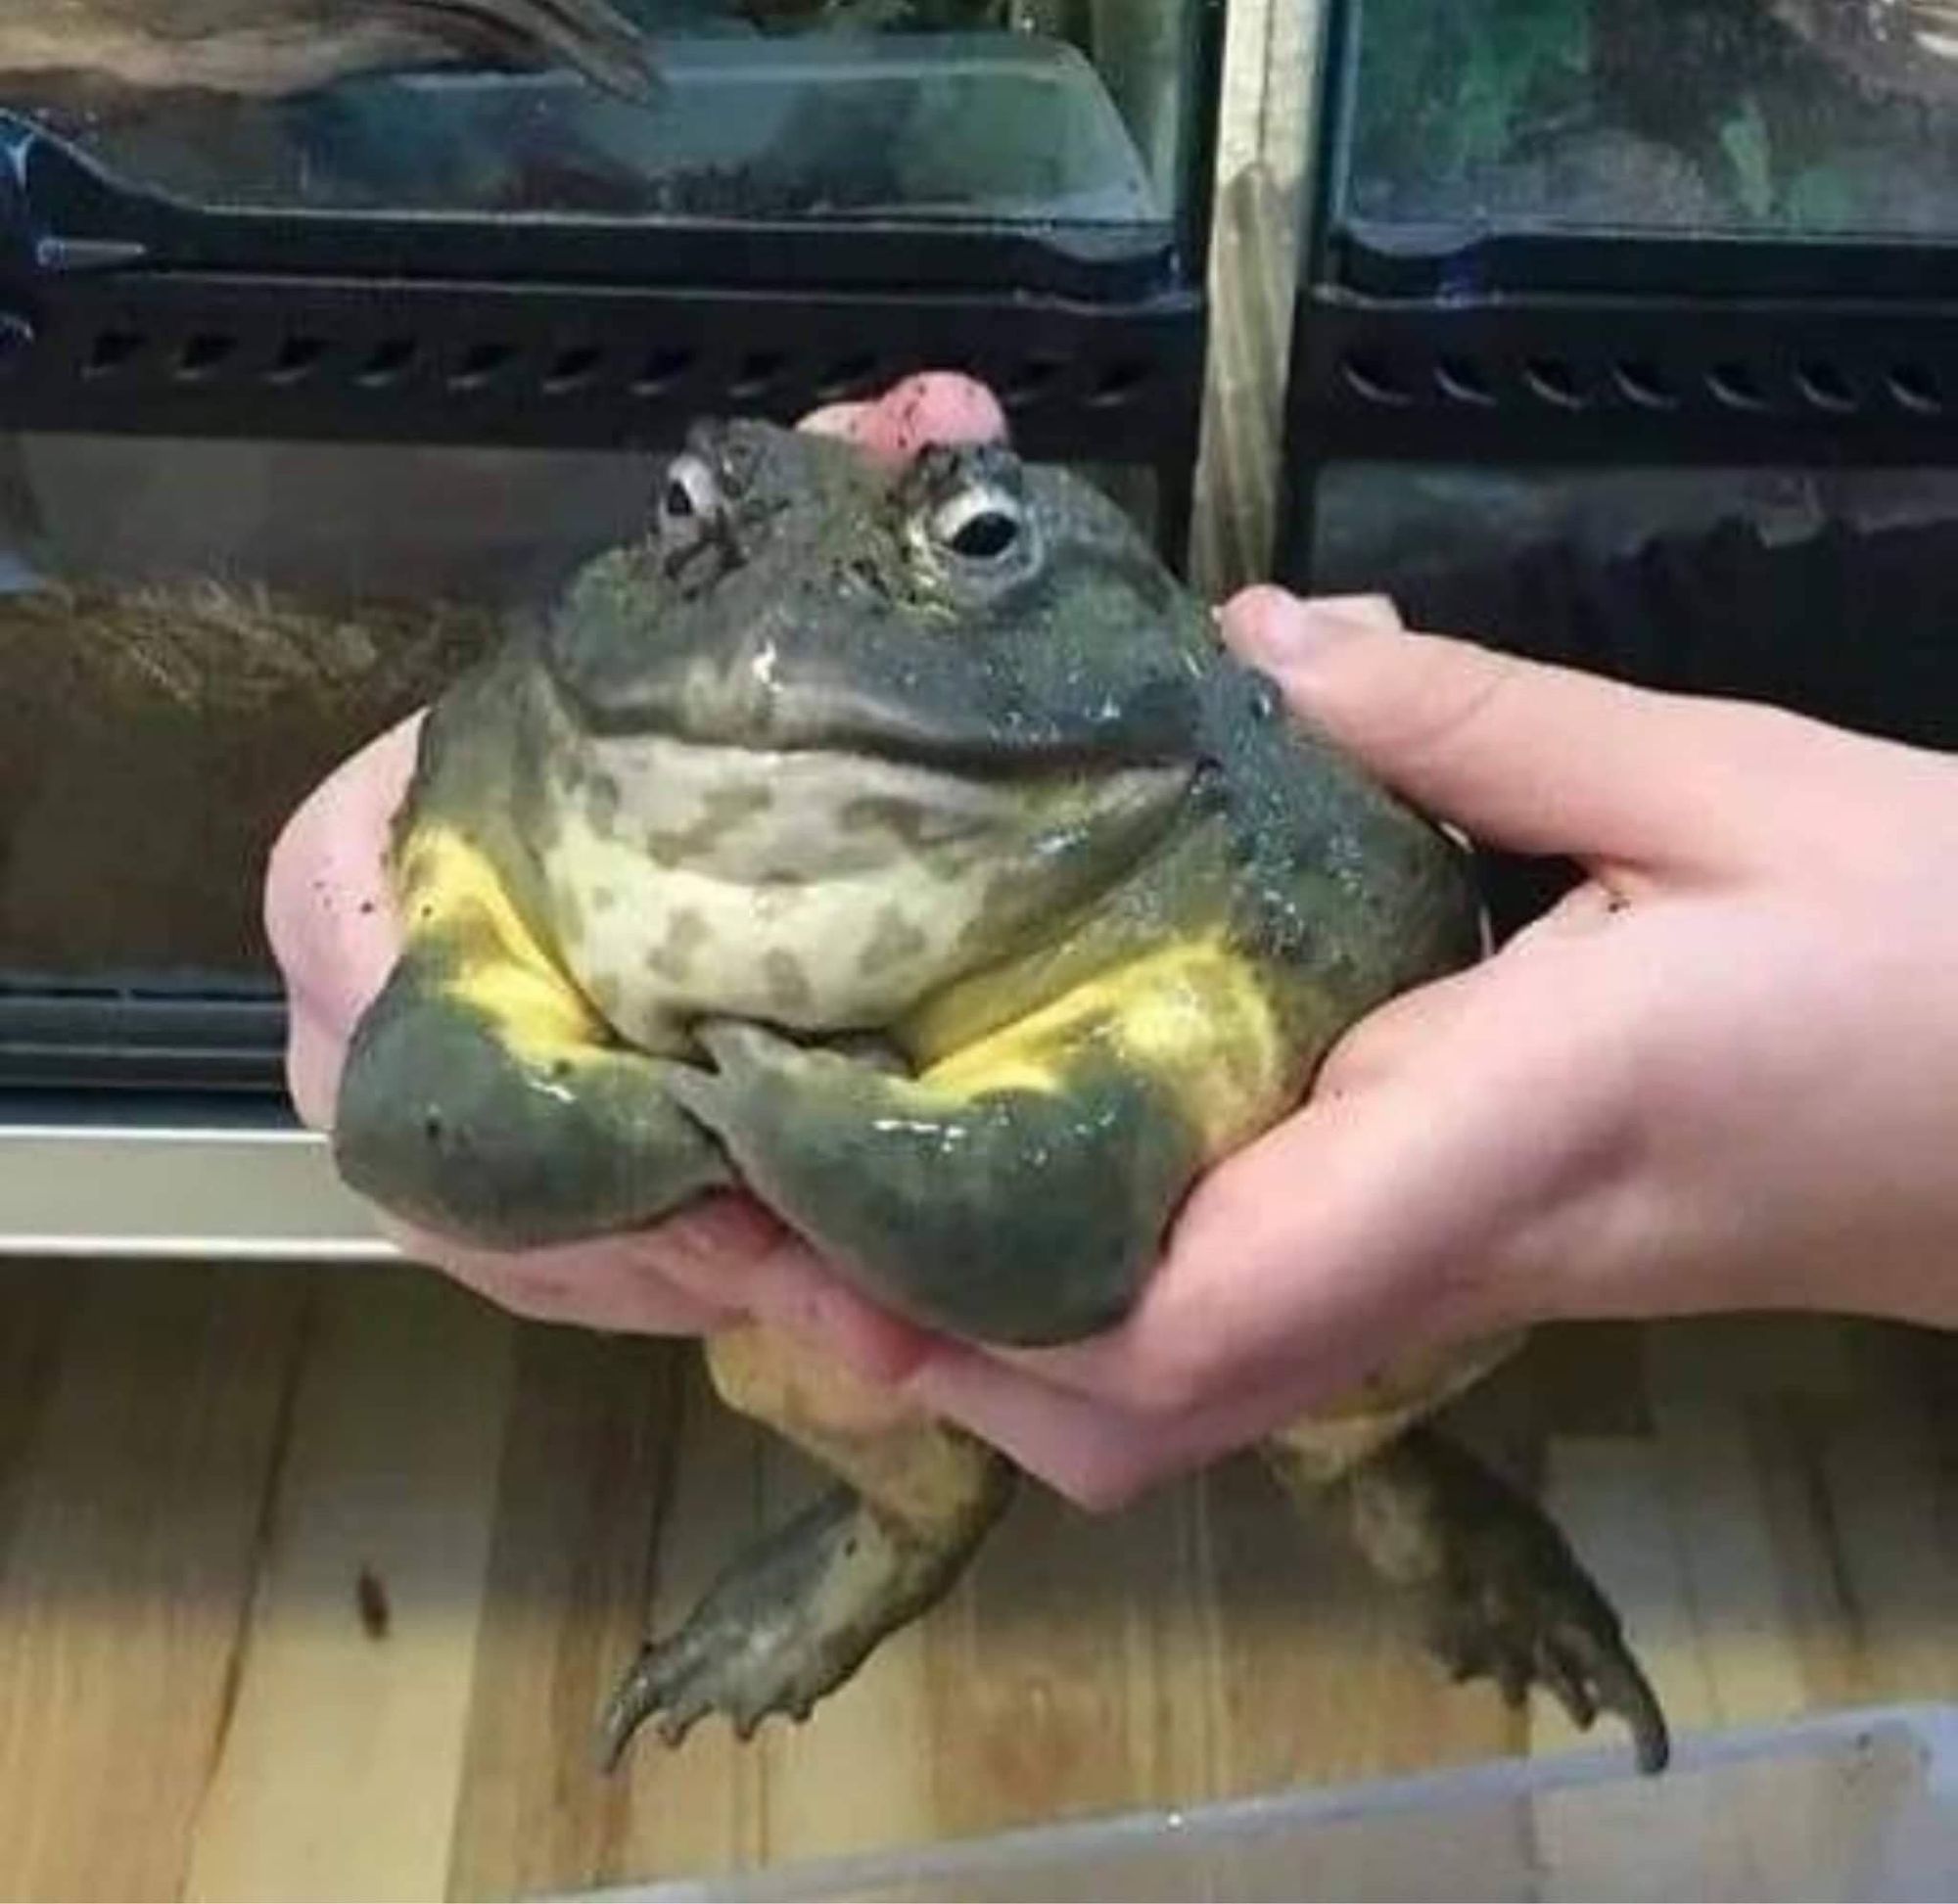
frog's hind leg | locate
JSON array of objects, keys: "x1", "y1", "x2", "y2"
[
  {"x1": 598, "y1": 1323, "x2": 1013, "y2": 1767},
  {"x1": 1260, "y1": 1337, "x2": 1671, "y2": 1776}
]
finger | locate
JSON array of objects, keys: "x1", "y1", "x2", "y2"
[
  {"x1": 381, "y1": 1192, "x2": 787, "y2": 1335},
  {"x1": 1217, "y1": 586, "x2": 1887, "y2": 871},
  {"x1": 263, "y1": 713, "x2": 420, "y2": 1038},
  {"x1": 1324, "y1": 874, "x2": 1641, "y2": 1098},
  {"x1": 383, "y1": 1217, "x2": 741, "y2": 1335},
  {"x1": 284, "y1": 1000, "x2": 344, "y2": 1132},
  {"x1": 800, "y1": 371, "x2": 1007, "y2": 462},
  {"x1": 1312, "y1": 964, "x2": 1488, "y2": 1097},
  {"x1": 905, "y1": 1349, "x2": 1311, "y2": 1509}
]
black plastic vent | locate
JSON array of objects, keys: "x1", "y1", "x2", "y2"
[
  {"x1": 1290, "y1": 289, "x2": 1958, "y2": 463},
  {"x1": 0, "y1": 275, "x2": 1201, "y2": 477},
  {"x1": 1329, "y1": 341, "x2": 1950, "y2": 424},
  {"x1": 64, "y1": 322, "x2": 1172, "y2": 421}
]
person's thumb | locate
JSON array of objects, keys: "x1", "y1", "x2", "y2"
[{"x1": 1219, "y1": 584, "x2": 1830, "y2": 870}]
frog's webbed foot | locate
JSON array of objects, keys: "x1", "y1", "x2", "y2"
[
  {"x1": 600, "y1": 1489, "x2": 859, "y2": 1759},
  {"x1": 599, "y1": 1458, "x2": 1012, "y2": 1766},
  {"x1": 1274, "y1": 1426, "x2": 1670, "y2": 1775},
  {"x1": 598, "y1": 1480, "x2": 975, "y2": 1763}
]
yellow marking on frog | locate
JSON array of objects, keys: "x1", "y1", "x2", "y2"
[
  {"x1": 911, "y1": 938, "x2": 1292, "y2": 1159},
  {"x1": 706, "y1": 1324, "x2": 996, "y2": 1530},
  {"x1": 1265, "y1": 1330, "x2": 1525, "y2": 1488},
  {"x1": 396, "y1": 822, "x2": 608, "y2": 1063}
]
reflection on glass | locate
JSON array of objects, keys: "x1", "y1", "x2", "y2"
[
  {"x1": 3, "y1": 0, "x2": 1200, "y2": 234},
  {"x1": 1342, "y1": 0, "x2": 1958, "y2": 238}
]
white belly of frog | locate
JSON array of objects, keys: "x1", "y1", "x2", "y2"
[
  {"x1": 549, "y1": 833, "x2": 1002, "y2": 1043},
  {"x1": 538, "y1": 735, "x2": 1039, "y2": 1044}
]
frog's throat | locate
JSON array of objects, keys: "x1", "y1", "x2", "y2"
[{"x1": 534, "y1": 732, "x2": 1194, "y2": 1042}]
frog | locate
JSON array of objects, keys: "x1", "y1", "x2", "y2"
[{"x1": 330, "y1": 412, "x2": 1672, "y2": 1779}]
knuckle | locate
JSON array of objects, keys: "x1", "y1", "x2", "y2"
[{"x1": 1385, "y1": 640, "x2": 1523, "y2": 773}]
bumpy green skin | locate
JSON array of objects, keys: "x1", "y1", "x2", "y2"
[
  {"x1": 330, "y1": 416, "x2": 1667, "y2": 1779},
  {"x1": 335, "y1": 419, "x2": 1480, "y2": 1335}
]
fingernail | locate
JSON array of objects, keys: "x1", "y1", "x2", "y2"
[
  {"x1": 1229, "y1": 588, "x2": 1394, "y2": 671},
  {"x1": 1314, "y1": 593, "x2": 1405, "y2": 631}
]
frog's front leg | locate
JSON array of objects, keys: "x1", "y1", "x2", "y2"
[
  {"x1": 665, "y1": 941, "x2": 1295, "y2": 1346},
  {"x1": 333, "y1": 823, "x2": 730, "y2": 1251}
]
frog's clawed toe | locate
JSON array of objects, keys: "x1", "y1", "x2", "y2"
[
  {"x1": 595, "y1": 1487, "x2": 892, "y2": 1771},
  {"x1": 595, "y1": 1617, "x2": 818, "y2": 1768},
  {"x1": 1423, "y1": 1514, "x2": 1671, "y2": 1776}
]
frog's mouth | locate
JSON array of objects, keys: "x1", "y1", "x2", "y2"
[{"x1": 560, "y1": 656, "x2": 1208, "y2": 783}]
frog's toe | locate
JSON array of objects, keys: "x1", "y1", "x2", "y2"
[
  {"x1": 1420, "y1": 1489, "x2": 1670, "y2": 1776},
  {"x1": 690, "y1": 1018, "x2": 801, "y2": 1075},
  {"x1": 667, "y1": 1019, "x2": 826, "y2": 1131},
  {"x1": 598, "y1": 1487, "x2": 857, "y2": 1767},
  {"x1": 597, "y1": 1476, "x2": 993, "y2": 1770}
]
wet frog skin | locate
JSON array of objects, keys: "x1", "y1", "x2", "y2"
[{"x1": 332, "y1": 417, "x2": 1671, "y2": 1776}]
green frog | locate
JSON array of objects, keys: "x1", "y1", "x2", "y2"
[{"x1": 332, "y1": 417, "x2": 1671, "y2": 1777}]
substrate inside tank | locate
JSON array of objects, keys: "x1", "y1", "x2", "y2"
[{"x1": 0, "y1": 434, "x2": 648, "y2": 991}]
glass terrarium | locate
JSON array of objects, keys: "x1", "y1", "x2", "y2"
[
  {"x1": 1274, "y1": 0, "x2": 1958, "y2": 939},
  {"x1": 1337, "y1": 0, "x2": 1958, "y2": 245},
  {"x1": 1278, "y1": 0, "x2": 1958, "y2": 696},
  {"x1": 0, "y1": 0, "x2": 1225, "y2": 1107},
  {"x1": 8, "y1": 0, "x2": 1218, "y2": 255}
]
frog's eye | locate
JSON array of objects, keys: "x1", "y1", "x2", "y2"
[
  {"x1": 656, "y1": 452, "x2": 723, "y2": 546},
  {"x1": 927, "y1": 483, "x2": 1032, "y2": 567}
]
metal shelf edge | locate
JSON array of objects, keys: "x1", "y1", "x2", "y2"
[{"x1": 0, "y1": 1116, "x2": 395, "y2": 1259}]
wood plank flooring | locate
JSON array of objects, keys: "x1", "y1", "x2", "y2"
[{"x1": 0, "y1": 1258, "x2": 1951, "y2": 1898}]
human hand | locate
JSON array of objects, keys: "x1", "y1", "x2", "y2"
[
  {"x1": 262, "y1": 372, "x2": 1005, "y2": 1344},
  {"x1": 848, "y1": 587, "x2": 1958, "y2": 1506}
]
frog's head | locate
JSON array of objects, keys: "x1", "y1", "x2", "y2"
[
  {"x1": 527, "y1": 419, "x2": 1224, "y2": 1033},
  {"x1": 542, "y1": 416, "x2": 1212, "y2": 773}
]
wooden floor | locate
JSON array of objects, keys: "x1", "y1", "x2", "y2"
[
  {"x1": 0, "y1": 1263, "x2": 1951, "y2": 1900},
  {"x1": 6, "y1": 10, "x2": 1958, "y2": 1898}
]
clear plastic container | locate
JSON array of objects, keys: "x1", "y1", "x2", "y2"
[{"x1": 576, "y1": 1703, "x2": 1958, "y2": 1902}]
